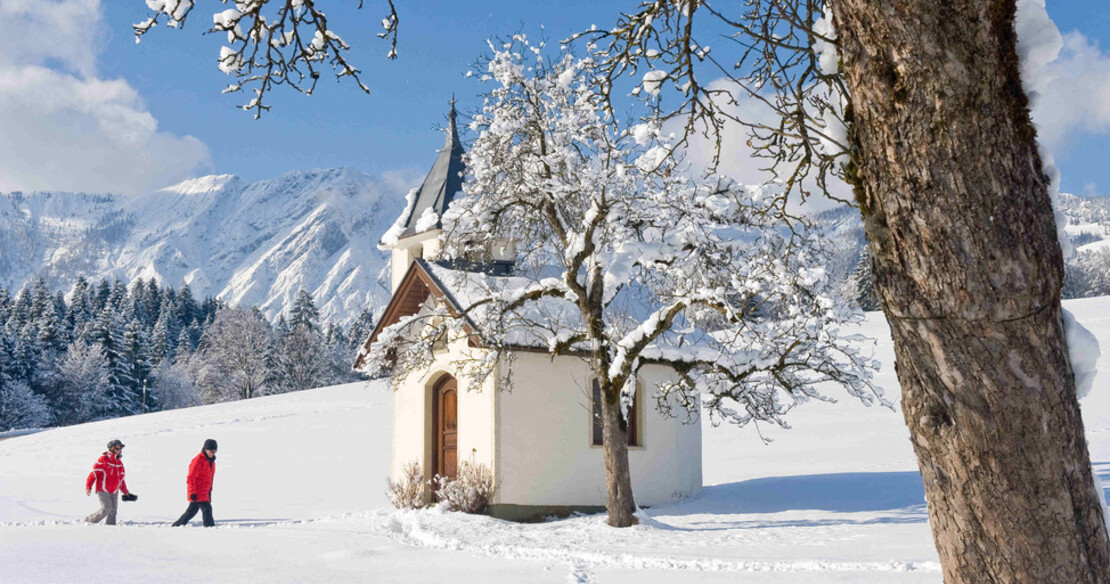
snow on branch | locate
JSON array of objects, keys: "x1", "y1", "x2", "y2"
[{"x1": 134, "y1": 0, "x2": 400, "y2": 118}]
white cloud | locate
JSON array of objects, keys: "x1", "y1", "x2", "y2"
[
  {"x1": 1018, "y1": 0, "x2": 1110, "y2": 157},
  {"x1": 0, "y1": 0, "x2": 210, "y2": 195},
  {"x1": 1029, "y1": 33, "x2": 1110, "y2": 153},
  {"x1": 0, "y1": 0, "x2": 102, "y2": 75}
]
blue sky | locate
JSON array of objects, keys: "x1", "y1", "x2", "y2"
[
  {"x1": 97, "y1": 1, "x2": 622, "y2": 187},
  {"x1": 1038, "y1": 2, "x2": 1110, "y2": 196},
  {"x1": 1, "y1": 1, "x2": 1109, "y2": 198}
]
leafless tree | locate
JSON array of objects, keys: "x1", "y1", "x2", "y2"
[{"x1": 365, "y1": 38, "x2": 880, "y2": 528}]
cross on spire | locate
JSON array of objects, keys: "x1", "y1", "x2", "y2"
[{"x1": 445, "y1": 94, "x2": 459, "y2": 147}]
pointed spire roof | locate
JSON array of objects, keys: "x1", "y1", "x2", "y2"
[{"x1": 397, "y1": 99, "x2": 466, "y2": 239}]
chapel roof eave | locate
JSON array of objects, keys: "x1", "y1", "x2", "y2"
[{"x1": 353, "y1": 258, "x2": 484, "y2": 371}]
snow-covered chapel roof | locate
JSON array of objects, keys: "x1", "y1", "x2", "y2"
[
  {"x1": 355, "y1": 258, "x2": 718, "y2": 371},
  {"x1": 394, "y1": 101, "x2": 466, "y2": 240}
]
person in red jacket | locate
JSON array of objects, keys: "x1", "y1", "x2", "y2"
[
  {"x1": 172, "y1": 438, "x2": 218, "y2": 527},
  {"x1": 85, "y1": 439, "x2": 137, "y2": 525}
]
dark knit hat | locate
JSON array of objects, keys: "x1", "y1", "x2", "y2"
[{"x1": 203, "y1": 438, "x2": 218, "y2": 452}]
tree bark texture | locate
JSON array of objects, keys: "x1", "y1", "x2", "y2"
[
  {"x1": 832, "y1": 0, "x2": 1110, "y2": 581},
  {"x1": 601, "y1": 387, "x2": 636, "y2": 527}
]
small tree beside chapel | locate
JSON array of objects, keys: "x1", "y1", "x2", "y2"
[{"x1": 366, "y1": 38, "x2": 883, "y2": 527}]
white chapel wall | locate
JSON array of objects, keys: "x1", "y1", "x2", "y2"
[
  {"x1": 391, "y1": 334, "x2": 496, "y2": 484},
  {"x1": 390, "y1": 322, "x2": 702, "y2": 509},
  {"x1": 390, "y1": 230, "x2": 443, "y2": 292},
  {"x1": 494, "y1": 354, "x2": 702, "y2": 508}
]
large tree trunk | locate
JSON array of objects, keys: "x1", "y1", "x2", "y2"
[
  {"x1": 832, "y1": 0, "x2": 1110, "y2": 581},
  {"x1": 601, "y1": 386, "x2": 636, "y2": 527}
]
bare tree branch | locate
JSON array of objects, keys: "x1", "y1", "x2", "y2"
[{"x1": 134, "y1": 0, "x2": 400, "y2": 118}]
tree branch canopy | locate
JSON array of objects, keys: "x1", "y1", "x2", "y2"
[{"x1": 577, "y1": 0, "x2": 850, "y2": 206}]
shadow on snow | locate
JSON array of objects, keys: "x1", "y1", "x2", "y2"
[{"x1": 652, "y1": 471, "x2": 929, "y2": 529}]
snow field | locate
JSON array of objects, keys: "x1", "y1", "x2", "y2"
[
  {"x1": 0, "y1": 384, "x2": 391, "y2": 525},
  {"x1": 2, "y1": 296, "x2": 1109, "y2": 583}
]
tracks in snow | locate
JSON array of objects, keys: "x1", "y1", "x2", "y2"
[{"x1": 354, "y1": 510, "x2": 942, "y2": 577}]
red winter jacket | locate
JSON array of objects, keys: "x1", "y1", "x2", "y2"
[
  {"x1": 85, "y1": 452, "x2": 130, "y2": 495},
  {"x1": 186, "y1": 452, "x2": 216, "y2": 502}
]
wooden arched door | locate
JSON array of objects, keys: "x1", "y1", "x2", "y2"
[{"x1": 432, "y1": 376, "x2": 458, "y2": 481}]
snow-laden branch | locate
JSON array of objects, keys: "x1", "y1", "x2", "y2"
[
  {"x1": 357, "y1": 299, "x2": 501, "y2": 392},
  {"x1": 498, "y1": 277, "x2": 578, "y2": 310},
  {"x1": 134, "y1": 1, "x2": 399, "y2": 117}
]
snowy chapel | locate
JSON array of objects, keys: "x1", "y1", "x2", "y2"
[{"x1": 355, "y1": 104, "x2": 702, "y2": 521}]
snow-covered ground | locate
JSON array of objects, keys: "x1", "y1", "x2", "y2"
[{"x1": 2, "y1": 296, "x2": 1109, "y2": 583}]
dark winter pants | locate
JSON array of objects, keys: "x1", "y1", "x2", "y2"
[
  {"x1": 86, "y1": 491, "x2": 119, "y2": 525},
  {"x1": 172, "y1": 501, "x2": 214, "y2": 527}
]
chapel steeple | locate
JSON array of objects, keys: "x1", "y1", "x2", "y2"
[
  {"x1": 387, "y1": 99, "x2": 468, "y2": 291},
  {"x1": 396, "y1": 98, "x2": 466, "y2": 240}
]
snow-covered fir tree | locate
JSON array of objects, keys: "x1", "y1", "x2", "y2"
[
  {"x1": 121, "y1": 317, "x2": 155, "y2": 413},
  {"x1": 174, "y1": 284, "x2": 200, "y2": 328},
  {"x1": 89, "y1": 307, "x2": 136, "y2": 417},
  {"x1": 275, "y1": 291, "x2": 330, "y2": 393},
  {"x1": 175, "y1": 324, "x2": 196, "y2": 355},
  {"x1": 345, "y1": 309, "x2": 375, "y2": 351},
  {"x1": 9, "y1": 287, "x2": 32, "y2": 331},
  {"x1": 289, "y1": 290, "x2": 322, "y2": 333},
  {"x1": 150, "y1": 303, "x2": 178, "y2": 367},
  {"x1": 852, "y1": 247, "x2": 880, "y2": 311}
]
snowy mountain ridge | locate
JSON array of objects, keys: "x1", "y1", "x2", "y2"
[
  {"x1": 4, "y1": 170, "x2": 1105, "y2": 325},
  {"x1": 0, "y1": 168, "x2": 406, "y2": 324}
]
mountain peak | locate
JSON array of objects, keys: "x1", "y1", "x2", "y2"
[{"x1": 159, "y1": 174, "x2": 245, "y2": 195}]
